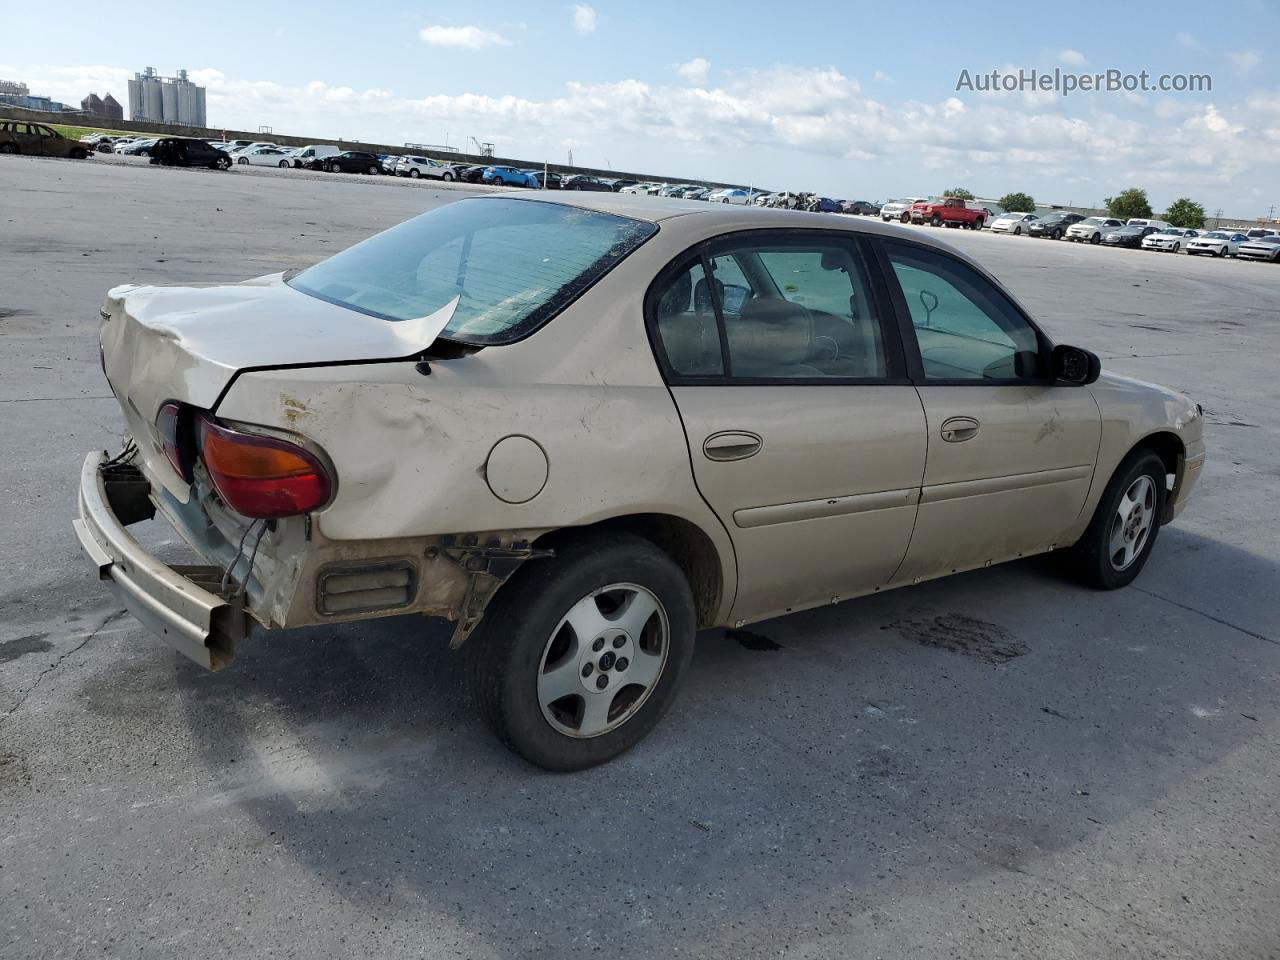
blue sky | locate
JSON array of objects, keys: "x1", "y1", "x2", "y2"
[{"x1": 4, "y1": 0, "x2": 1277, "y2": 214}]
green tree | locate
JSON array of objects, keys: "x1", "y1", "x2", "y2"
[
  {"x1": 1164, "y1": 197, "x2": 1207, "y2": 229},
  {"x1": 997, "y1": 191, "x2": 1036, "y2": 212},
  {"x1": 1105, "y1": 187, "x2": 1153, "y2": 220},
  {"x1": 943, "y1": 187, "x2": 975, "y2": 200}
]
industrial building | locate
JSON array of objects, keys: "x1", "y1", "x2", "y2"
[
  {"x1": 127, "y1": 67, "x2": 206, "y2": 127},
  {"x1": 80, "y1": 92, "x2": 124, "y2": 121},
  {"x1": 0, "y1": 79, "x2": 72, "y2": 113}
]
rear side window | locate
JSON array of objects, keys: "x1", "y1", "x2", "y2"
[{"x1": 289, "y1": 197, "x2": 656, "y2": 345}]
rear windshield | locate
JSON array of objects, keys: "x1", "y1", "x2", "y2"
[{"x1": 288, "y1": 197, "x2": 656, "y2": 345}]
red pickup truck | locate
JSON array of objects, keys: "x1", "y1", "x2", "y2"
[{"x1": 909, "y1": 197, "x2": 987, "y2": 230}]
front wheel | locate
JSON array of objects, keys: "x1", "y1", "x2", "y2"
[
  {"x1": 1172, "y1": 243, "x2": 1180, "y2": 253},
  {"x1": 1013, "y1": 226, "x2": 1022, "y2": 236},
  {"x1": 1051, "y1": 229, "x2": 1062, "y2": 240},
  {"x1": 1068, "y1": 451, "x2": 1165, "y2": 589},
  {"x1": 442, "y1": 171, "x2": 455, "y2": 181},
  {"x1": 71, "y1": 148, "x2": 89, "y2": 160},
  {"x1": 1089, "y1": 233, "x2": 1100, "y2": 244},
  {"x1": 882, "y1": 216, "x2": 891, "y2": 222},
  {"x1": 930, "y1": 214, "x2": 942, "y2": 227},
  {"x1": 368, "y1": 165, "x2": 379, "y2": 175},
  {"x1": 900, "y1": 212, "x2": 910, "y2": 224},
  {"x1": 466, "y1": 532, "x2": 696, "y2": 771}
]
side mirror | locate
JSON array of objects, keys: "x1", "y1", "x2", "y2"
[{"x1": 1053, "y1": 344, "x2": 1101, "y2": 385}]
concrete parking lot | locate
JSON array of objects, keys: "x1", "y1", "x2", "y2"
[{"x1": 1, "y1": 153, "x2": 1277, "y2": 959}]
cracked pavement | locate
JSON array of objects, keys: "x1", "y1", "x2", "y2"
[{"x1": 1, "y1": 154, "x2": 1277, "y2": 959}]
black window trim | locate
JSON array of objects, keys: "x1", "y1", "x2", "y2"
[
  {"x1": 867, "y1": 234, "x2": 1067, "y2": 388},
  {"x1": 643, "y1": 227, "x2": 911, "y2": 387}
]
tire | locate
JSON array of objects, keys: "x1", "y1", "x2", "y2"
[
  {"x1": 1089, "y1": 233, "x2": 1100, "y2": 245},
  {"x1": 882, "y1": 216, "x2": 891, "y2": 222},
  {"x1": 466, "y1": 531, "x2": 696, "y2": 771},
  {"x1": 1216, "y1": 247, "x2": 1226, "y2": 258},
  {"x1": 973, "y1": 218, "x2": 983, "y2": 231},
  {"x1": 1068, "y1": 450, "x2": 1166, "y2": 589},
  {"x1": 0, "y1": 143, "x2": 16, "y2": 154},
  {"x1": 216, "y1": 156, "x2": 231, "y2": 171},
  {"x1": 71, "y1": 148, "x2": 89, "y2": 160},
  {"x1": 1172, "y1": 243, "x2": 1180, "y2": 254},
  {"x1": 1052, "y1": 229, "x2": 1062, "y2": 240},
  {"x1": 137, "y1": 149, "x2": 149, "y2": 158},
  {"x1": 409, "y1": 168, "x2": 420, "y2": 178},
  {"x1": 278, "y1": 160, "x2": 289, "y2": 168},
  {"x1": 368, "y1": 165, "x2": 379, "y2": 175},
  {"x1": 237, "y1": 157, "x2": 248, "y2": 165},
  {"x1": 1013, "y1": 226, "x2": 1022, "y2": 236},
  {"x1": 900, "y1": 213, "x2": 910, "y2": 224},
  {"x1": 443, "y1": 171, "x2": 455, "y2": 181},
  {"x1": 930, "y1": 214, "x2": 942, "y2": 227}
]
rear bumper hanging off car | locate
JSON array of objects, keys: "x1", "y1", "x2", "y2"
[{"x1": 72, "y1": 450, "x2": 249, "y2": 670}]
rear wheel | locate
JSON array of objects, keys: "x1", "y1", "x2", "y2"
[
  {"x1": 409, "y1": 168, "x2": 420, "y2": 178},
  {"x1": 442, "y1": 171, "x2": 455, "y2": 181},
  {"x1": 216, "y1": 156, "x2": 231, "y2": 170},
  {"x1": 972, "y1": 218, "x2": 983, "y2": 231},
  {"x1": 466, "y1": 532, "x2": 696, "y2": 771},
  {"x1": 1068, "y1": 450, "x2": 1166, "y2": 589},
  {"x1": 278, "y1": 160, "x2": 289, "y2": 168},
  {"x1": 71, "y1": 147, "x2": 89, "y2": 159}
]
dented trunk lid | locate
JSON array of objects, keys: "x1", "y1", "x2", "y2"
[{"x1": 99, "y1": 272, "x2": 454, "y2": 501}]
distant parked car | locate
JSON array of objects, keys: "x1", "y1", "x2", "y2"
[
  {"x1": 1101, "y1": 225, "x2": 1159, "y2": 248},
  {"x1": 1186, "y1": 231, "x2": 1247, "y2": 258},
  {"x1": 912, "y1": 197, "x2": 987, "y2": 230},
  {"x1": 291, "y1": 144, "x2": 342, "y2": 168},
  {"x1": 1141, "y1": 228, "x2": 1198, "y2": 253},
  {"x1": 483, "y1": 166, "x2": 539, "y2": 187},
  {"x1": 1066, "y1": 217, "x2": 1125, "y2": 244},
  {"x1": 1243, "y1": 228, "x2": 1278, "y2": 240},
  {"x1": 149, "y1": 138, "x2": 233, "y2": 170},
  {"x1": 842, "y1": 200, "x2": 880, "y2": 215},
  {"x1": 230, "y1": 142, "x2": 278, "y2": 156},
  {"x1": 990, "y1": 212, "x2": 1039, "y2": 235},
  {"x1": 457, "y1": 165, "x2": 488, "y2": 183},
  {"x1": 526, "y1": 170, "x2": 561, "y2": 189},
  {"x1": 707, "y1": 188, "x2": 758, "y2": 205},
  {"x1": 117, "y1": 138, "x2": 158, "y2": 157},
  {"x1": 608, "y1": 179, "x2": 639, "y2": 191},
  {"x1": 324, "y1": 151, "x2": 382, "y2": 175},
  {"x1": 1236, "y1": 235, "x2": 1280, "y2": 262},
  {"x1": 562, "y1": 175, "x2": 614, "y2": 192},
  {"x1": 235, "y1": 146, "x2": 295, "y2": 168},
  {"x1": 398, "y1": 155, "x2": 458, "y2": 180},
  {"x1": 1027, "y1": 212, "x2": 1085, "y2": 240},
  {"x1": 880, "y1": 198, "x2": 925, "y2": 223},
  {"x1": 0, "y1": 121, "x2": 91, "y2": 159}
]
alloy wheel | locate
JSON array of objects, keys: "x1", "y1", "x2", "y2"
[
  {"x1": 536, "y1": 582, "x2": 669, "y2": 739},
  {"x1": 1108, "y1": 475, "x2": 1155, "y2": 571}
]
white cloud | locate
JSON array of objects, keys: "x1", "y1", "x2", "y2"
[
  {"x1": 418, "y1": 25, "x2": 511, "y2": 49},
  {"x1": 1058, "y1": 49, "x2": 1087, "y2": 65},
  {"x1": 571, "y1": 5, "x2": 597, "y2": 35},
  {"x1": 873, "y1": 70, "x2": 894, "y2": 83},
  {"x1": 1227, "y1": 50, "x2": 1261, "y2": 75},
  {"x1": 675, "y1": 57, "x2": 711, "y2": 85}
]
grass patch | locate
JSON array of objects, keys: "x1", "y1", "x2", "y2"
[{"x1": 45, "y1": 122, "x2": 137, "y2": 140}]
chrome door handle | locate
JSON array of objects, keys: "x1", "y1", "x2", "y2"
[
  {"x1": 940, "y1": 416, "x2": 980, "y2": 442},
  {"x1": 703, "y1": 431, "x2": 763, "y2": 461}
]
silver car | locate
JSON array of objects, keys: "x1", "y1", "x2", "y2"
[{"x1": 77, "y1": 193, "x2": 1205, "y2": 770}]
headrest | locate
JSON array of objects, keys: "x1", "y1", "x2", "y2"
[{"x1": 657, "y1": 269, "x2": 692, "y2": 318}]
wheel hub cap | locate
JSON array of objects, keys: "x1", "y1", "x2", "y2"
[
  {"x1": 536, "y1": 583, "x2": 669, "y2": 739},
  {"x1": 1108, "y1": 475, "x2": 1156, "y2": 571}
]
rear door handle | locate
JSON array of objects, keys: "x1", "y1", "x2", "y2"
[
  {"x1": 703, "y1": 431, "x2": 763, "y2": 461},
  {"x1": 940, "y1": 416, "x2": 980, "y2": 442}
]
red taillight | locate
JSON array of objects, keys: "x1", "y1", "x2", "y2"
[
  {"x1": 197, "y1": 415, "x2": 332, "y2": 519},
  {"x1": 156, "y1": 401, "x2": 194, "y2": 482}
]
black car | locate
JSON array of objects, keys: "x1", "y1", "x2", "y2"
[
  {"x1": 561, "y1": 175, "x2": 613, "y2": 192},
  {"x1": 1027, "y1": 212, "x2": 1085, "y2": 240},
  {"x1": 323, "y1": 151, "x2": 381, "y2": 174},
  {"x1": 842, "y1": 200, "x2": 880, "y2": 215},
  {"x1": 149, "y1": 138, "x2": 232, "y2": 170},
  {"x1": 457, "y1": 165, "x2": 488, "y2": 183},
  {"x1": 1101, "y1": 225, "x2": 1158, "y2": 248}
]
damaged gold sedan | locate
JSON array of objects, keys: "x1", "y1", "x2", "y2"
[{"x1": 75, "y1": 193, "x2": 1205, "y2": 769}]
